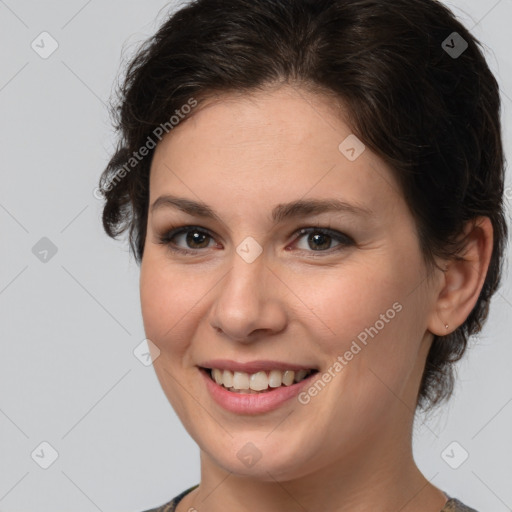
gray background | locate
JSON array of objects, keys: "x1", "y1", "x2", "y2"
[{"x1": 0, "y1": 0, "x2": 511, "y2": 511}]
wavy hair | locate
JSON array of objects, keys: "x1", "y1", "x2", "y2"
[{"x1": 98, "y1": 0, "x2": 508, "y2": 412}]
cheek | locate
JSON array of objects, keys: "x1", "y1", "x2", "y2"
[
  {"x1": 139, "y1": 255, "x2": 194, "y2": 350},
  {"x1": 300, "y1": 255, "x2": 424, "y2": 386},
  {"x1": 297, "y1": 261, "x2": 403, "y2": 342}
]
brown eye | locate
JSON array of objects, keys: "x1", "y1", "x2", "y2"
[
  {"x1": 292, "y1": 228, "x2": 354, "y2": 253},
  {"x1": 180, "y1": 229, "x2": 211, "y2": 249},
  {"x1": 157, "y1": 226, "x2": 216, "y2": 254}
]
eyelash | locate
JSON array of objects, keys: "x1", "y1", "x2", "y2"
[{"x1": 156, "y1": 224, "x2": 355, "y2": 257}]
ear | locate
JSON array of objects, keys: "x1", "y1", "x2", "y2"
[{"x1": 427, "y1": 216, "x2": 494, "y2": 336}]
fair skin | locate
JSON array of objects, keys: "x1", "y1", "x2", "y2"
[{"x1": 139, "y1": 85, "x2": 493, "y2": 512}]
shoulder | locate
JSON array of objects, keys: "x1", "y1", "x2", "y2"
[
  {"x1": 140, "y1": 484, "x2": 199, "y2": 512},
  {"x1": 442, "y1": 497, "x2": 479, "y2": 512}
]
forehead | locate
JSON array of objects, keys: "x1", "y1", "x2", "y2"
[{"x1": 149, "y1": 86, "x2": 403, "y2": 224}]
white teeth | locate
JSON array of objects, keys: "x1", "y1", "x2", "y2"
[
  {"x1": 282, "y1": 370, "x2": 295, "y2": 386},
  {"x1": 212, "y1": 368, "x2": 223, "y2": 385},
  {"x1": 222, "y1": 369, "x2": 233, "y2": 388},
  {"x1": 207, "y1": 368, "x2": 315, "y2": 392},
  {"x1": 268, "y1": 369, "x2": 282, "y2": 388},
  {"x1": 233, "y1": 371, "x2": 250, "y2": 390},
  {"x1": 250, "y1": 371, "x2": 268, "y2": 391}
]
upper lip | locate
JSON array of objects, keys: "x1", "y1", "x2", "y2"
[{"x1": 198, "y1": 359, "x2": 319, "y2": 374}]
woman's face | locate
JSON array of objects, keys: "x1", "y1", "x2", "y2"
[{"x1": 140, "y1": 85, "x2": 442, "y2": 481}]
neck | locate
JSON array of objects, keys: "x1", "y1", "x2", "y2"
[{"x1": 180, "y1": 413, "x2": 447, "y2": 512}]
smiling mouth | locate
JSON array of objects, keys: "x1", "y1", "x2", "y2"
[{"x1": 199, "y1": 367, "x2": 319, "y2": 394}]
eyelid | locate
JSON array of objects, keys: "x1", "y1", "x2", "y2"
[
  {"x1": 156, "y1": 225, "x2": 217, "y2": 255},
  {"x1": 291, "y1": 226, "x2": 354, "y2": 245}
]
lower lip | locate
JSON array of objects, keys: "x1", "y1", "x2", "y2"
[{"x1": 199, "y1": 368, "x2": 317, "y2": 415}]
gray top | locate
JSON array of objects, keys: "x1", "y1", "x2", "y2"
[{"x1": 141, "y1": 485, "x2": 479, "y2": 512}]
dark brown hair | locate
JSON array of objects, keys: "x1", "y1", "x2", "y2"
[{"x1": 98, "y1": 0, "x2": 508, "y2": 413}]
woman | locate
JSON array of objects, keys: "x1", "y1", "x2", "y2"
[{"x1": 98, "y1": 0, "x2": 508, "y2": 510}]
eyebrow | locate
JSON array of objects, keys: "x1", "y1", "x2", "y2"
[{"x1": 150, "y1": 194, "x2": 374, "y2": 223}]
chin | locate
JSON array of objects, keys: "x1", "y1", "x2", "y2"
[{"x1": 201, "y1": 436, "x2": 317, "y2": 482}]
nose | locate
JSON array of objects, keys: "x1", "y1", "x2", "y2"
[{"x1": 208, "y1": 250, "x2": 288, "y2": 343}]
